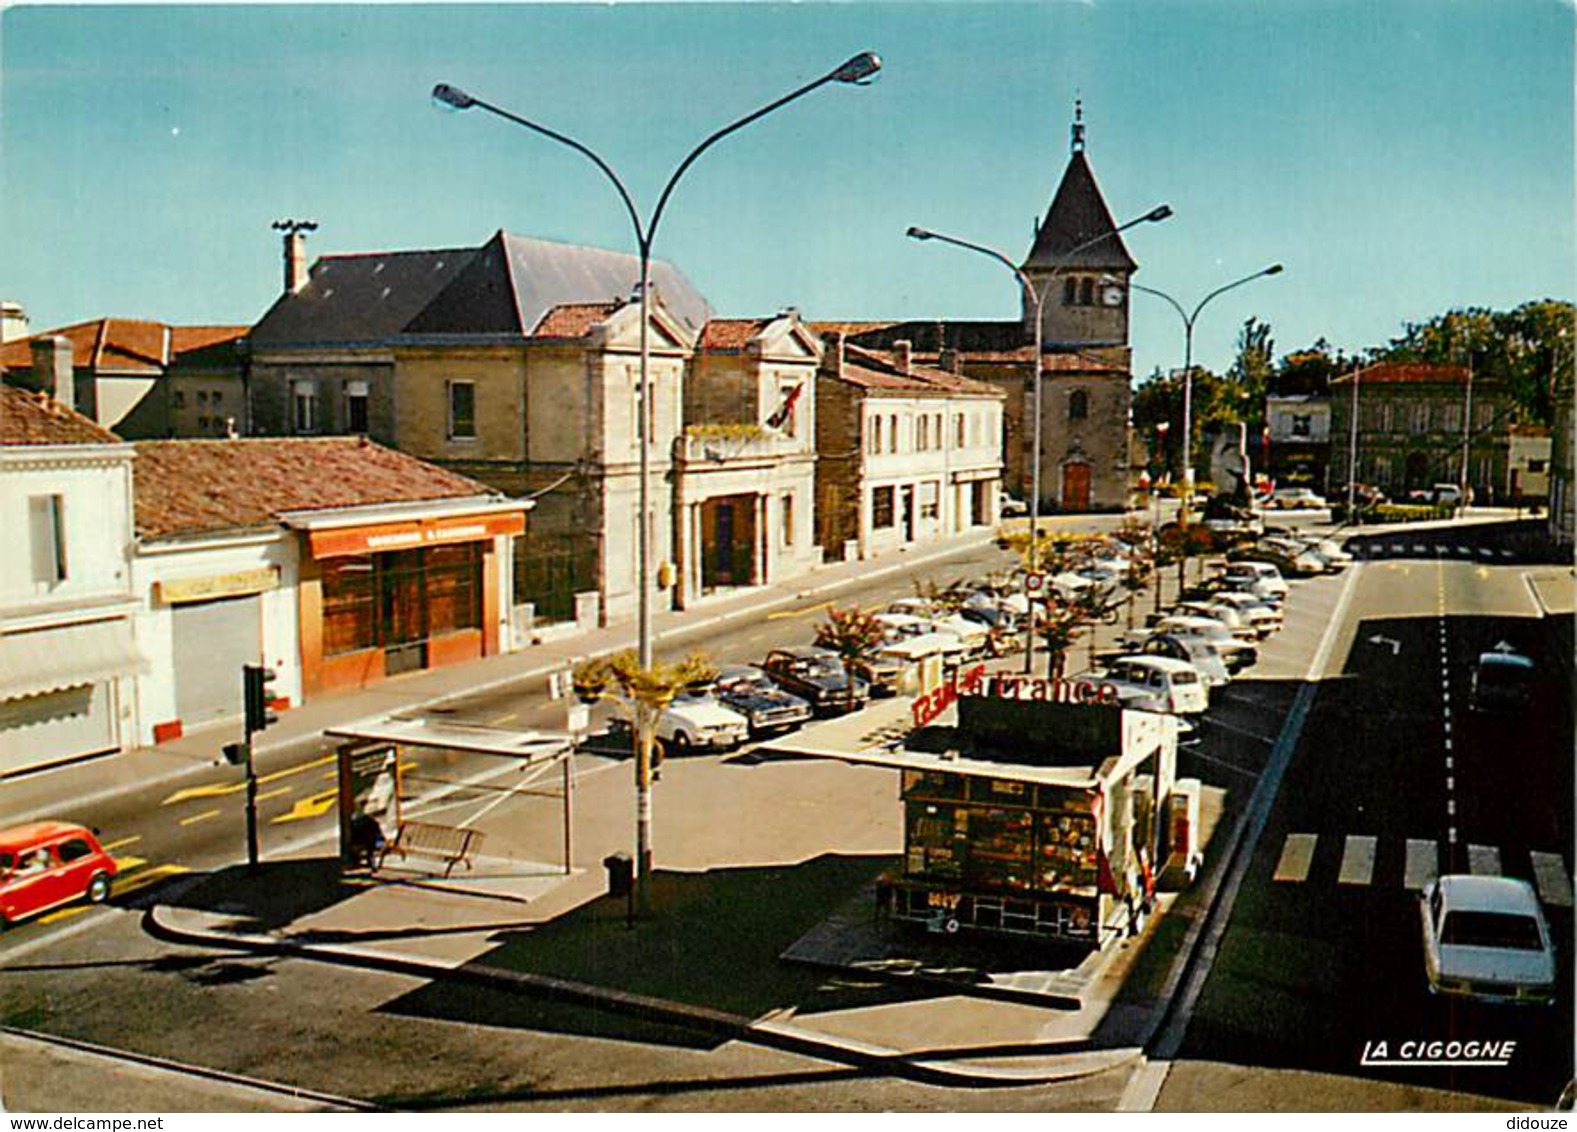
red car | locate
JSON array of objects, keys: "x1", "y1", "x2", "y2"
[{"x1": 0, "y1": 822, "x2": 119, "y2": 928}]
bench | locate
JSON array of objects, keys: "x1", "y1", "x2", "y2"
[{"x1": 378, "y1": 820, "x2": 484, "y2": 877}]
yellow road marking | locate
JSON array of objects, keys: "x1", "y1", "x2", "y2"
[
  {"x1": 179, "y1": 809, "x2": 221, "y2": 827},
  {"x1": 490, "y1": 711, "x2": 519, "y2": 725},
  {"x1": 162, "y1": 754, "x2": 336, "y2": 806},
  {"x1": 766, "y1": 600, "x2": 834, "y2": 621},
  {"x1": 101, "y1": 836, "x2": 141, "y2": 853},
  {"x1": 111, "y1": 855, "x2": 148, "y2": 872},
  {"x1": 38, "y1": 906, "x2": 92, "y2": 925},
  {"x1": 112, "y1": 864, "x2": 190, "y2": 896},
  {"x1": 271, "y1": 788, "x2": 338, "y2": 825},
  {"x1": 255, "y1": 786, "x2": 293, "y2": 803}
]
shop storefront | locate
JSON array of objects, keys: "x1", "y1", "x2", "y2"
[{"x1": 294, "y1": 505, "x2": 526, "y2": 695}]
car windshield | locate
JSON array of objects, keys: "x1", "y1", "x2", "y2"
[
  {"x1": 1172, "y1": 669, "x2": 1199, "y2": 685},
  {"x1": 1441, "y1": 910, "x2": 1544, "y2": 951},
  {"x1": 1480, "y1": 662, "x2": 1535, "y2": 686}
]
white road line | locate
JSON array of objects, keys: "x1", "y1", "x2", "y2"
[
  {"x1": 1531, "y1": 852, "x2": 1574, "y2": 907},
  {"x1": 1404, "y1": 839, "x2": 1439, "y2": 890},
  {"x1": 1468, "y1": 844, "x2": 1502, "y2": 876},
  {"x1": 1273, "y1": 833, "x2": 1319, "y2": 883},
  {"x1": 1337, "y1": 835, "x2": 1378, "y2": 886}
]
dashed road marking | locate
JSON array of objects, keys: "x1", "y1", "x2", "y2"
[
  {"x1": 1531, "y1": 852, "x2": 1574, "y2": 908},
  {"x1": 1468, "y1": 844, "x2": 1502, "y2": 876},
  {"x1": 1404, "y1": 839, "x2": 1439, "y2": 890},
  {"x1": 178, "y1": 809, "x2": 221, "y2": 827},
  {"x1": 1273, "y1": 833, "x2": 1318, "y2": 883},
  {"x1": 1338, "y1": 835, "x2": 1378, "y2": 886}
]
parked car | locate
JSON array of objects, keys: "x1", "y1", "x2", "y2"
[
  {"x1": 1174, "y1": 600, "x2": 1259, "y2": 643},
  {"x1": 762, "y1": 646, "x2": 869, "y2": 715},
  {"x1": 1252, "y1": 537, "x2": 1330, "y2": 577},
  {"x1": 867, "y1": 633, "x2": 968, "y2": 696},
  {"x1": 656, "y1": 688, "x2": 750, "y2": 753},
  {"x1": 711, "y1": 665, "x2": 814, "y2": 736},
  {"x1": 1146, "y1": 615, "x2": 1259, "y2": 670},
  {"x1": 1206, "y1": 590, "x2": 1283, "y2": 633},
  {"x1": 1298, "y1": 536, "x2": 1354, "y2": 570},
  {"x1": 998, "y1": 492, "x2": 1029, "y2": 518},
  {"x1": 1097, "y1": 656, "x2": 1210, "y2": 716},
  {"x1": 873, "y1": 612, "x2": 932, "y2": 643},
  {"x1": 1137, "y1": 633, "x2": 1232, "y2": 692},
  {"x1": 1219, "y1": 560, "x2": 1290, "y2": 601},
  {"x1": 1420, "y1": 875, "x2": 1555, "y2": 1005},
  {"x1": 1267, "y1": 486, "x2": 1327, "y2": 510},
  {"x1": 0, "y1": 822, "x2": 119, "y2": 928},
  {"x1": 926, "y1": 613, "x2": 993, "y2": 657},
  {"x1": 1469, "y1": 646, "x2": 1537, "y2": 712}
]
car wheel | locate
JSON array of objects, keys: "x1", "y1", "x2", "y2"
[
  {"x1": 672, "y1": 731, "x2": 691, "y2": 752},
  {"x1": 87, "y1": 873, "x2": 111, "y2": 904}
]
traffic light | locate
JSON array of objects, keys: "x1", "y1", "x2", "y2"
[{"x1": 242, "y1": 664, "x2": 279, "y2": 734}]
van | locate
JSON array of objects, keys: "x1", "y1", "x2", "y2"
[{"x1": 0, "y1": 822, "x2": 119, "y2": 928}]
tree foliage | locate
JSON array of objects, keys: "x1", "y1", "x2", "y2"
[{"x1": 814, "y1": 605, "x2": 886, "y2": 682}]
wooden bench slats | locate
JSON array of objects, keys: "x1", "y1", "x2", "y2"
[{"x1": 378, "y1": 820, "x2": 484, "y2": 877}]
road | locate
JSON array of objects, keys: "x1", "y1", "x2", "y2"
[{"x1": 1179, "y1": 525, "x2": 1574, "y2": 1106}]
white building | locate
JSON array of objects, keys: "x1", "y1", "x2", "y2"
[{"x1": 0, "y1": 386, "x2": 142, "y2": 777}]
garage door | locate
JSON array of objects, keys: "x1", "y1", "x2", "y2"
[
  {"x1": 173, "y1": 595, "x2": 262, "y2": 726},
  {"x1": 0, "y1": 682, "x2": 118, "y2": 777}
]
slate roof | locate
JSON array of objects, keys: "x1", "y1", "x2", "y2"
[
  {"x1": 0, "y1": 385, "x2": 122, "y2": 446},
  {"x1": 810, "y1": 319, "x2": 1027, "y2": 354},
  {"x1": 250, "y1": 231, "x2": 712, "y2": 351},
  {"x1": 132, "y1": 437, "x2": 502, "y2": 541},
  {"x1": 0, "y1": 320, "x2": 246, "y2": 374},
  {"x1": 1023, "y1": 151, "x2": 1137, "y2": 272},
  {"x1": 829, "y1": 344, "x2": 1004, "y2": 399}
]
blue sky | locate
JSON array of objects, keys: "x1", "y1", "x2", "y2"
[{"x1": 2, "y1": 1, "x2": 1572, "y2": 379}]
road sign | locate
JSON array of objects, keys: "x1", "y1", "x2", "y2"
[{"x1": 1024, "y1": 572, "x2": 1046, "y2": 595}]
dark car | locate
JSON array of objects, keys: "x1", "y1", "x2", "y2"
[
  {"x1": 1470, "y1": 647, "x2": 1536, "y2": 712},
  {"x1": 712, "y1": 665, "x2": 814, "y2": 735},
  {"x1": 761, "y1": 646, "x2": 869, "y2": 715}
]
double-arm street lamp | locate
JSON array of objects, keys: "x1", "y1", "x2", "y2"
[
  {"x1": 434, "y1": 51, "x2": 881, "y2": 907},
  {"x1": 906, "y1": 205, "x2": 1171, "y2": 674},
  {"x1": 1119, "y1": 264, "x2": 1283, "y2": 520}
]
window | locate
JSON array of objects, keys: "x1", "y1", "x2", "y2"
[
  {"x1": 211, "y1": 391, "x2": 223, "y2": 406},
  {"x1": 889, "y1": 414, "x2": 898, "y2": 453},
  {"x1": 1080, "y1": 278, "x2": 1094, "y2": 306},
  {"x1": 321, "y1": 557, "x2": 378, "y2": 655},
  {"x1": 28, "y1": 494, "x2": 67, "y2": 585},
  {"x1": 934, "y1": 413, "x2": 944, "y2": 447},
  {"x1": 197, "y1": 416, "x2": 210, "y2": 431},
  {"x1": 1063, "y1": 278, "x2": 1077, "y2": 306},
  {"x1": 956, "y1": 413, "x2": 966, "y2": 449},
  {"x1": 171, "y1": 390, "x2": 185, "y2": 409},
  {"x1": 57, "y1": 838, "x2": 92, "y2": 863},
  {"x1": 872, "y1": 486, "x2": 896, "y2": 529},
  {"x1": 1529, "y1": 459, "x2": 1547, "y2": 473},
  {"x1": 425, "y1": 543, "x2": 482, "y2": 635},
  {"x1": 1412, "y1": 403, "x2": 1430, "y2": 433},
  {"x1": 869, "y1": 414, "x2": 882, "y2": 454},
  {"x1": 448, "y1": 380, "x2": 476, "y2": 440},
  {"x1": 1068, "y1": 390, "x2": 1088, "y2": 421},
  {"x1": 919, "y1": 480, "x2": 940, "y2": 520},
  {"x1": 1291, "y1": 414, "x2": 1311, "y2": 438},
  {"x1": 292, "y1": 380, "x2": 318, "y2": 434},
  {"x1": 346, "y1": 381, "x2": 369, "y2": 434},
  {"x1": 197, "y1": 390, "x2": 209, "y2": 406},
  {"x1": 917, "y1": 415, "x2": 929, "y2": 451},
  {"x1": 781, "y1": 493, "x2": 794, "y2": 547}
]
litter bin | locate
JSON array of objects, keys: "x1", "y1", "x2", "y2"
[{"x1": 603, "y1": 852, "x2": 633, "y2": 897}]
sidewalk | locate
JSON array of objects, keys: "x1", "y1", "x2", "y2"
[{"x1": 2, "y1": 528, "x2": 1012, "y2": 825}]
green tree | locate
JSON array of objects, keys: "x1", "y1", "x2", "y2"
[{"x1": 814, "y1": 605, "x2": 886, "y2": 709}]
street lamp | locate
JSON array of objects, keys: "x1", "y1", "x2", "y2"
[
  {"x1": 907, "y1": 204, "x2": 1171, "y2": 674},
  {"x1": 433, "y1": 51, "x2": 880, "y2": 908},
  {"x1": 1120, "y1": 264, "x2": 1283, "y2": 520}
]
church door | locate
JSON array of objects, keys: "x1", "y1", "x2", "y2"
[{"x1": 1061, "y1": 461, "x2": 1092, "y2": 512}]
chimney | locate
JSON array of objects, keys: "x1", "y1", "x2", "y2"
[
  {"x1": 819, "y1": 331, "x2": 846, "y2": 378},
  {"x1": 1, "y1": 300, "x2": 29, "y2": 344},
  {"x1": 939, "y1": 347, "x2": 963, "y2": 375},
  {"x1": 30, "y1": 335, "x2": 74, "y2": 408},
  {"x1": 273, "y1": 219, "x2": 318, "y2": 294},
  {"x1": 893, "y1": 339, "x2": 913, "y2": 376}
]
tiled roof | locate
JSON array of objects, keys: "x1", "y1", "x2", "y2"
[
  {"x1": 0, "y1": 320, "x2": 246, "y2": 374},
  {"x1": 697, "y1": 318, "x2": 772, "y2": 351},
  {"x1": 1332, "y1": 362, "x2": 1474, "y2": 386},
  {"x1": 832, "y1": 345, "x2": 1004, "y2": 398},
  {"x1": 133, "y1": 437, "x2": 500, "y2": 541},
  {"x1": 532, "y1": 302, "x2": 621, "y2": 340},
  {"x1": 0, "y1": 385, "x2": 122, "y2": 446}
]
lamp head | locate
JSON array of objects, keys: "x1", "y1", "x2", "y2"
[
  {"x1": 1144, "y1": 204, "x2": 1173, "y2": 223},
  {"x1": 431, "y1": 83, "x2": 476, "y2": 110},
  {"x1": 831, "y1": 51, "x2": 882, "y2": 84},
  {"x1": 906, "y1": 226, "x2": 934, "y2": 241},
  {"x1": 1264, "y1": 263, "x2": 1285, "y2": 276}
]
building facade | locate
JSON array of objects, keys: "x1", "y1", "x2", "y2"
[
  {"x1": 1264, "y1": 394, "x2": 1332, "y2": 488},
  {"x1": 814, "y1": 337, "x2": 1005, "y2": 560},
  {"x1": 0, "y1": 386, "x2": 141, "y2": 777},
  {"x1": 1328, "y1": 362, "x2": 1515, "y2": 502}
]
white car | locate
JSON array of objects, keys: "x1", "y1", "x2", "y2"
[
  {"x1": 656, "y1": 690, "x2": 750, "y2": 753},
  {"x1": 1268, "y1": 487, "x2": 1327, "y2": 510},
  {"x1": 926, "y1": 613, "x2": 993, "y2": 656},
  {"x1": 1147, "y1": 615, "x2": 1259, "y2": 670},
  {"x1": 1174, "y1": 600, "x2": 1260, "y2": 643},
  {"x1": 1420, "y1": 875, "x2": 1556, "y2": 1005},
  {"x1": 1207, "y1": 590, "x2": 1283, "y2": 632},
  {"x1": 1220, "y1": 561, "x2": 1289, "y2": 600},
  {"x1": 1097, "y1": 656, "x2": 1209, "y2": 716},
  {"x1": 873, "y1": 612, "x2": 931, "y2": 643}
]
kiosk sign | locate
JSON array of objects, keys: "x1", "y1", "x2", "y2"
[{"x1": 911, "y1": 663, "x2": 987, "y2": 728}]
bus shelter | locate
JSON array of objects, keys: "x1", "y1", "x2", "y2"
[{"x1": 326, "y1": 714, "x2": 576, "y2": 879}]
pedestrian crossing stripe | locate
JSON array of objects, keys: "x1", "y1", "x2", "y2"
[{"x1": 1271, "y1": 833, "x2": 1570, "y2": 905}]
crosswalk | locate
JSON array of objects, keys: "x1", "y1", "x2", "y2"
[
  {"x1": 1271, "y1": 832, "x2": 1573, "y2": 907},
  {"x1": 1350, "y1": 542, "x2": 1519, "y2": 562}
]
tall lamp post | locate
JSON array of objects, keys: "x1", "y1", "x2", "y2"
[
  {"x1": 906, "y1": 204, "x2": 1171, "y2": 674},
  {"x1": 1121, "y1": 264, "x2": 1283, "y2": 520},
  {"x1": 433, "y1": 51, "x2": 880, "y2": 906}
]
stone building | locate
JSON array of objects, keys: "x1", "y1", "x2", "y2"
[{"x1": 1328, "y1": 362, "x2": 1515, "y2": 502}]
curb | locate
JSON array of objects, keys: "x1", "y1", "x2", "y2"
[{"x1": 142, "y1": 903, "x2": 1137, "y2": 1088}]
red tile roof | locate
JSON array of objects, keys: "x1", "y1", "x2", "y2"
[
  {"x1": 0, "y1": 320, "x2": 245, "y2": 374},
  {"x1": 0, "y1": 385, "x2": 122, "y2": 446},
  {"x1": 133, "y1": 438, "x2": 502, "y2": 541},
  {"x1": 697, "y1": 318, "x2": 772, "y2": 351},
  {"x1": 531, "y1": 302, "x2": 621, "y2": 340},
  {"x1": 1333, "y1": 362, "x2": 1472, "y2": 386},
  {"x1": 832, "y1": 345, "x2": 1004, "y2": 398}
]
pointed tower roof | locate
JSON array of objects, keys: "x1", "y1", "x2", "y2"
[{"x1": 1023, "y1": 103, "x2": 1138, "y2": 273}]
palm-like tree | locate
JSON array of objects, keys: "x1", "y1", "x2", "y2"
[
  {"x1": 1036, "y1": 598, "x2": 1086, "y2": 681},
  {"x1": 814, "y1": 605, "x2": 886, "y2": 709}
]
